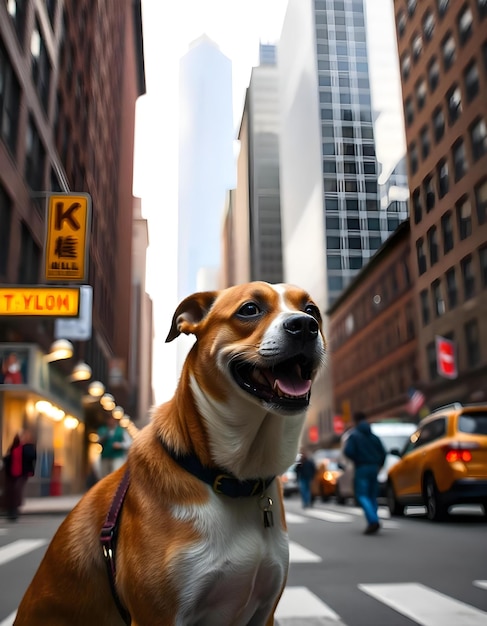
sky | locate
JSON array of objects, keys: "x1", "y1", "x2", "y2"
[{"x1": 133, "y1": 0, "x2": 404, "y2": 405}]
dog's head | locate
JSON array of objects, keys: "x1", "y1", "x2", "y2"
[{"x1": 166, "y1": 282, "x2": 326, "y2": 415}]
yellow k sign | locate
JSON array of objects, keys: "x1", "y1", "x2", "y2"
[{"x1": 44, "y1": 193, "x2": 91, "y2": 282}]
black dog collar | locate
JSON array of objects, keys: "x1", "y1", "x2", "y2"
[{"x1": 160, "y1": 438, "x2": 275, "y2": 497}]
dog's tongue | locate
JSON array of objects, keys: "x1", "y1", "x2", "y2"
[{"x1": 264, "y1": 364, "x2": 311, "y2": 397}]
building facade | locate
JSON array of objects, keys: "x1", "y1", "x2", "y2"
[
  {"x1": 0, "y1": 0, "x2": 147, "y2": 495},
  {"x1": 277, "y1": 0, "x2": 408, "y2": 440},
  {"x1": 394, "y1": 0, "x2": 487, "y2": 406}
]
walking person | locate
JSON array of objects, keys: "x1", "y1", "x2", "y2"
[
  {"x1": 295, "y1": 449, "x2": 316, "y2": 509},
  {"x1": 344, "y1": 412, "x2": 386, "y2": 534},
  {"x1": 97, "y1": 416, "x2": 131, "y2": 478},
  {"x1": 2, "y1": 429, "x2": 37, "y2": 521}
]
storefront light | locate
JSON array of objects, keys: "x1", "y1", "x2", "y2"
[
  {"x1": 100, "y1": 393, "x2": 115, "y2": 411},
  {"x1": 64, "y1": 415, "x2": 79, "y2": 430},
  {"x1": 112, "y1": 405, "x2": 124, "y2": 420},
  {"x1": 70, "y1": 361, "x2": 92, "y2": 382},
  {"x1": 88, "y1": 380, "x2": 105, "y2": 397},
  {"x1": 120, "y1": 416, "x2": 130, "y2": 428},
  {"x1": 45, "y1": 339, "x2": 74, "y2": 363},
  {"x1": 35, "y1": 400, "x2": 52, "y2": 414},
  {"x1": 48, "y1": 406, "x2": 65, "y2": 422}
]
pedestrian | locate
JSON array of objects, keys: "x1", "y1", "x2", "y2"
[
  {"x1": 295, "y1": 449, "x2": 316, "y2": 508},
  {"x1": 344, "y1": 411, "x2": 386, "y2": 535},
  {"x1": 0, "y1": 352, "x2": 24, "y2": 384},
  {"x1": 2, "y1": 429, "x2": 37, "y2": 521},
  {"x1": 97, "y1": 416, "x2": 131, "y2": 478}
]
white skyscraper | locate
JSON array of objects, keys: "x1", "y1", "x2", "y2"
[{"x1": 177, "y1": 35, "x2": 235, "y2": 301}]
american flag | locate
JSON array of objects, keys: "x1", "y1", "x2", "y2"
[{"x1": 407, "y1": 388, "x2": 425, "y2": 415}]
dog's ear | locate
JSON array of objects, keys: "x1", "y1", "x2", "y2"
[{"x1": 166, "y1": 291, "x2": 219, "y2": 342}]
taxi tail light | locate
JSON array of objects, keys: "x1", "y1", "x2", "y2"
[{"x1": 444, "y1": 442, "x2": 478, "y2": 463}]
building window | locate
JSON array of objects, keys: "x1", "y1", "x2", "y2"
[
  {"x1": 428, "y1": 226, "x2": 439, "y2": 265},
  {"x1": 423, "y1": 11, "x2": 435, "y2": 41},
  {"x1": 446, "y1": 267, "x2": 458, "y2": 308},
  {"x1": 348, "y1": 236, "x2": 362, "y2": 250},
  {"x1": 437, "y1": 0, "x2": 450, "y2": 18},
  {"x1": 18, "y1": 222, "x2": 41, "y2": 284},
  {"x1": 405, "y1": 97, "x2": 414, "y2": 125},
  {"x1": 446, "y1": 85, "x2": 462, "y2": 125},
  {"x1": 456, "y1": 197, "x2": 472, "y2": 240},
  {"x1": 6, "y1": 0, "x2": 26, "y2": 45},
  {"x1": 412, "y1": 33, "x2": 423, "y2": 61},
  {"x1": 479, "y1": 246, "x2": 487, "y2": 287},
  {"x1": 432, "y1": 279, "x2": 445, "y2": 317},
  {"x1": 420, "y1": 289, "x2": 430, "y2": 325},
  {"x1": 427, "y1": 57, "x2": 440, "y2": 92},
  {"x1": 417, "y1": 238, "x2": 427, "y2": 274},
  {"x1": 442, "y1": 210, "x2": 454, "y2": 253},
  {"x1": 457, "y1": 5, "x2": 474, "y2": 45},
  {"x1": 415, "y1": 78, "x2": 427, "y2": 110},
  {"x1": 397, "y1": 10, "x2": 407, "y2": 36},
  {"x1": 347, "y1": 216, "x2": 360, "y2": 229},
  {"x1": 401, "y1": 52, "x2": 411, "y2": 79},
  {"x1": 426, "y1": 342, "x2": 438, "y2": 380},
  {"x1": 0, "y1": 185, "x2": 12, "y2": 275},
  {"x1": 464, "y1": 61, "x2": 480, "y2": 102},
  {"x1": 461, "y1": 255, "x2": 475, "y2": 299},
  {"x1": 31, "y1": 20, "x2": 51, "y2": 112},
  {"x1": 420, "y1": 126, "x2": 430, "y2": 159},
  {"x1": 25, "y1": 117, "x2": 45, "y2": 190},
  {"x1": 432, "y1": 106, "x2": 445, "y2": 143},
  {"x1": 327, "y1": 236, "x2": 341, "y2": 250},
  {"x1": 452, "y1": 139, "x2": 468, "y2": 181},
  {"x1": 423, "y1": 175, "x2": 434, "y2": 212},
  {"x1": 470, "y1": 118, "x2": 487, "y2": 161},
  {"x1": 327, "y1": 255, "x2": 342, "y2": 270},
  {"x1": 478, "y1": 0, "x2": 487, "y2": 18},
  {"x1": 442, "y1": 32, "x2": 456, "y2": 70},
  {"x1": 0, "y1": 43, "x2": 21, "y2": 155},
  {"x1": 437, "y1": 158, "x2": 449, "y2": 197},
  {"x1": 475, "y1": 179, "x2": 487, "y2": 225},
  {"x1": 326, "y1": 216, "x2": 340, "y2": 230},
  {"x1": 409, "y1": 142, "x2": 418, "y2": 175},
  {"x1": 412, "y1": 188, "x2": 422, "y2": 223},
  {"x1": 408, "y1": 0, "x2": 417, "y2": 16},
  {"x1": 464, "y1": 319, "x2": 481, "y2": 367}
]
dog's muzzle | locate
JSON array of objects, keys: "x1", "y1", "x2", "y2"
[{"x1": 231, "y1": 313, "x2": 323, "y2": 412}]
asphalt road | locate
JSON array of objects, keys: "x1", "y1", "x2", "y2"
[{"x1": 0, "y1": 498, "x2": 486, "y2": 625}]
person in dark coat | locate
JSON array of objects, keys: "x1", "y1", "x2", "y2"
[
  {"x1": 3, "y1": 429, "x2": 37, "y2": 521},
  {"x1": 295, "y1": 449, "x2": 316, "y2": 509},
  {"x1": 344, "y1": 412, "x2": 386, "y2": 534}
]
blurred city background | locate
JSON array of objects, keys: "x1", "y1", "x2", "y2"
[{"x1": 0, "y1": 0, "x2": 486, "y2": 499}]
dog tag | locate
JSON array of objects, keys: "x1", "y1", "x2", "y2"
[{"x1": 260, "y1": 496, "x2": 274, "y2": 528}]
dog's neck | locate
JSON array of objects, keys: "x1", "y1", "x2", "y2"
[{"x1": 183, "y1": 374, "x2": 305, "y2": 480}]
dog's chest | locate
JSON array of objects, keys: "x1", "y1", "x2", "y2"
[{"x1": 171, "y1": 492, "x2": 288, "y2": 625}]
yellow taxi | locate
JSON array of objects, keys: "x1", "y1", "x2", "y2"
[{"x1": 387, "y1": 403, "x2": 487, "y2": 521}]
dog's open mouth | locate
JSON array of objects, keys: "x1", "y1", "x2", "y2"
[{"x1": 231, "y1": 356, "x2": 314, "y2": 409}]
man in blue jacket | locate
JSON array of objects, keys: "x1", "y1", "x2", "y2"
[{"x1": 344, "y1": 412, "x2": 386, "y2": 534}]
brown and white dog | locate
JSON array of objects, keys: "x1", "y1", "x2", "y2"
[{"x1": 15, "y1": 281, "x2": 326, "y2": 626}]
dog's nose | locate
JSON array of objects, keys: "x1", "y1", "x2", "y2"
[{"x1": 283, "y1": 314, "x2": 319, "y2": 342}]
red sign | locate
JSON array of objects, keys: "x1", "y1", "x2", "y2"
[
  {"x1": 333, "y1": 415, "x2": 345, "y2": 435},
  {"x1": 308, "y1": 425, "x2": 319, "y2": 443},
  {"x1": 436, "y1": 336, "x2": 457, "y2": 379}
]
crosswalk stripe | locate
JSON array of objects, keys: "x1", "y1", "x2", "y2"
[
  {"x1": 289, "y1": 541, "x2": 322, "y2": 563},
  {"x1": 303, "y1": 509, "x2": 353, "y2": 523},
  {"x1": 0, "y1": 539, "x2": 47, "y2": 567},
  {"x1": 285, "y1": 512, "x2": 307, "y2": 524},
  {"x1": 360, "y1": 582, "x2": 487, "y2": 625},
  {"x1": 276, "y1": 586, "x2": 345, "y2": 624},
  {"x1": 0, "y1": 610, "x2": 16, "y2": 626},
  {"x1": 473, "y1": 580, "x2": 487, "y2": 591}
]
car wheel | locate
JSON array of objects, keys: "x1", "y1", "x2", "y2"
[
  {"x1": 335, "y1": 484, "x2": 345, "y2": 505},
  {"x1": 423, "y1": 474, "x2": 448, "y2": 521},
  {"x1": 387, "y1": 481, "x2": 404, "y2": 517}
]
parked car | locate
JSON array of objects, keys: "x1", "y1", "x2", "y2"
[
  {"x1": 281, "y1": 463, "x2": 299, "y2": 498},
  {"x1": 335, "y1": 421, "x2": 417, "y2": 504},
  {"x1": 387, "y1": 404, "x2": 487, "y2": 521},
  {"x1": 311, "y1": 458, "x2": 343, "y2": 502}
]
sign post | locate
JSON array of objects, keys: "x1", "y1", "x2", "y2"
[{"x1": 436, "y1": 335, "x2": 457, "y2": 379}]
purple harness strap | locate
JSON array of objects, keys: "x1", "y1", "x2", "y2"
[{"x1": 100, "y1": 466, "x2": 131, "y2": 625}]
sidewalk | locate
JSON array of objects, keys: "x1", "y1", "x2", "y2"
[{"x1": 19, "y1": 494, "x2": 83, "y2": 515}]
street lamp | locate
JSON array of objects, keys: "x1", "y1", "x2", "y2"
[
  {"x1": 70, "y1": 361, "x2": 92, "y2": 382},
  {"x1": 88, "y1": 380, "x2": 105, "y2": 398},
  {"x1": 101, "y1": 393, "x2": 115, "y2": 411}
]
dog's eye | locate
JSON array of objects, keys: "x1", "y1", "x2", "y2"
[
  {"x1": 304, "y1": 304, "x2": 321, "y2": 321},
  {"x1": 237, "y1": 302, "x2": 261, "y2": 318}
]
